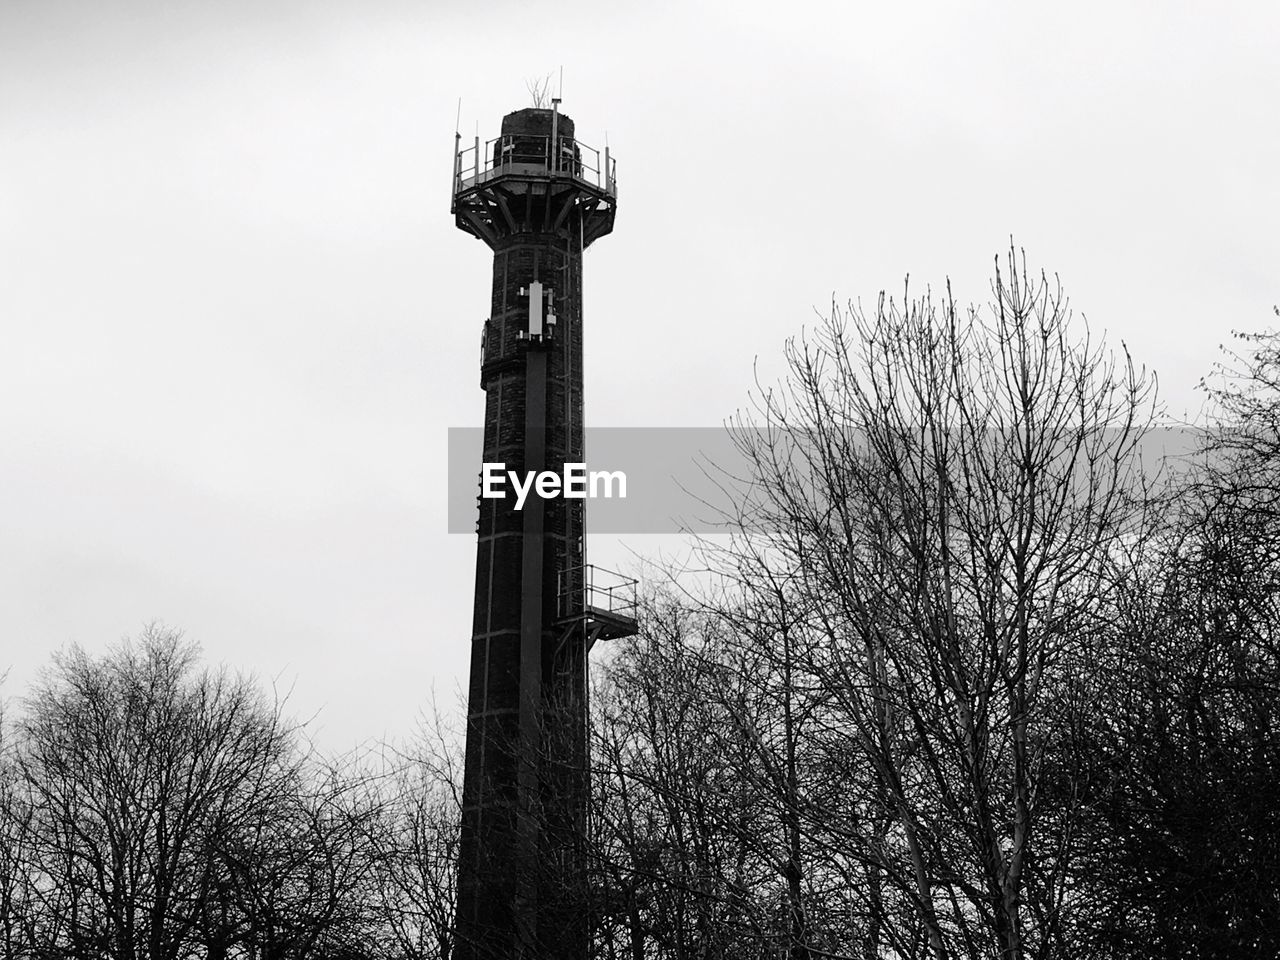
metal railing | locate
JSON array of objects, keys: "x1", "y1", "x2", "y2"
[
  {"x1": 557, "y1": 564, "x2": 638, "y2": 622},
  {"x1": 453, "y1": 133, "x2": 617, "y2": 199}
]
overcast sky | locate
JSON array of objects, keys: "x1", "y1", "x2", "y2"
[{"x1": 2, "y1": 0, "x2": 1277, "y2": 750}]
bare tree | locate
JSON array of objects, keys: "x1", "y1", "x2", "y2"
[
  {"x1": 1064, "y1": 311, "x2": 1280, "y2": 959},
  {"x1": 366, "y1": 706, "x2": 461, "y2": 960},
  {"x1": 592, "y1": 593, "x2": 814, "y2": 960},
  {"x1": 8, "y1": 625, "x2": 394, "y2": 960},
  {"x1": 210, "y1": 754, "x2": 382, "y2": 960},
  {"x1": 526, "y1": 74, "x2": 555, "y2": 109},
  {"x1": 0, "y1": 681, "x2": 38, "y2": 959},
  {"x1": 686, "y1": 247, "x2": 1156, "y2": 959},
  {"x1": 14, "y1": 627, "x2": 299, "y2": 958}
]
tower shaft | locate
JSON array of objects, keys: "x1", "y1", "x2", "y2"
[{"x1": 458, "y1": 231, "x2": 588, "y2": 958}]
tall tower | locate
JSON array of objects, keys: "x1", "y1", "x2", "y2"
[{"x1": 451, "y1": 103, "x2": 636, "y2": 959}]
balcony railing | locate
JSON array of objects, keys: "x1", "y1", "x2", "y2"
[
  {"x1": 453, "y1": 133, "x2": 617, "y2": 200},
  {"x1": 557, "y1": 564, "x2": 637, "y2": 623}
]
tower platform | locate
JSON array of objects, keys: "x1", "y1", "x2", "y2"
[{"x1": 555, "y1": 563, "x2": 639, "y2": 649}]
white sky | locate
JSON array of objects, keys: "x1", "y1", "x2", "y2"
[{"x1": 2, "y1": 0, "x2": 1277, "y2": 750}]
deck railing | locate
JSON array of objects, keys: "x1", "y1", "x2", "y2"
[
  {"x1": 557, "y1": 564, "x2": 637, "y2": 622},
  {"x1": 453, "y1": 134, "x2": 617, "y2": 200}
]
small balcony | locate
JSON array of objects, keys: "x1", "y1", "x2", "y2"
[{"x1": 556, "y1": 564, "x2": 638, "y2": 643}]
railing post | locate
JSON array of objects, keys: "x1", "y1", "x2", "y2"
[
  {"x1": 603, "y1": 146, "x2": 610, "y2": 192},
  {"x1": 453, "y1": 132, "x2": 461, "y2": 206},
  {"x1": 551, "y1": 99, "x2": 560, "y2": 175}
]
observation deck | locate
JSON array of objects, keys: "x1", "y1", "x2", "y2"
[{"x1": 451, "y1": 106, "x2": 618, "y2": 249}]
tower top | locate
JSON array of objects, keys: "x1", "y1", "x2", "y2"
[
  {"x1": 451, "y1": 102, "x2": 617, "y2": 249},
  {"x1": 500, "y1": 106, "x2": 575, "y2": 140}
]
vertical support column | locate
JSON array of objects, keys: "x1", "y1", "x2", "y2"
[{"x1": 515, "y1": 343, "x2": 547, "y2": 949}]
